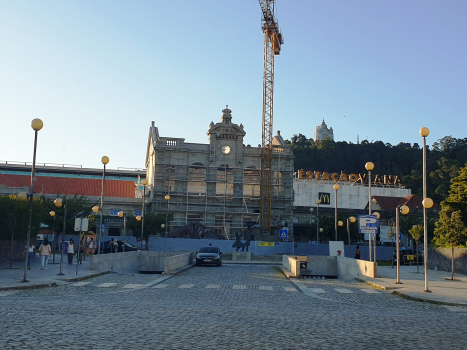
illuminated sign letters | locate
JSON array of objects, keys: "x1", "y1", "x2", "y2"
[
  {"x1": 296, "y1": 170, "x2": 402, "y2": 185},
  {"x1": 318, "y1": 192, "x2": 331, "y2": 205}
]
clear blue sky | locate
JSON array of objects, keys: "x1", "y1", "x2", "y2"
[{"x1": 1, "y1": 1, "x2": 466, "y2": 170}]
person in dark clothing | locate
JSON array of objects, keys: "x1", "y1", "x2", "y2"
[{"x1": 354, "y1": 245, "x2": 361, "y2": 259}]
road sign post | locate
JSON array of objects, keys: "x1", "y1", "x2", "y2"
[{"x1": 358, "y1": 215, "x2": 378, "y2": 261}]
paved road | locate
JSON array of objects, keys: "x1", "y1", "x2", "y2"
[{"x1": 1, "y1": 265, "x2": 466, "y2": 349}]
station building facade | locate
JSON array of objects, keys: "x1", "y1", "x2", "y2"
[{"x1": 144, "y1": 106, "x2": 295, "y2": 240}]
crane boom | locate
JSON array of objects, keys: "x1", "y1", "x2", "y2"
[{"x1": 259, "y1": 0, "x2": 283, "y2": 234}]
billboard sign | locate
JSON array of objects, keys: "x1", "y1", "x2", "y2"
[{"x1": 359, "y1": 215, "x2": 378, "y2": 235}]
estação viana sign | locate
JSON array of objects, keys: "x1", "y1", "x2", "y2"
[{"x1": 297, "y1": 170, "x2": 402, "y2": 185}]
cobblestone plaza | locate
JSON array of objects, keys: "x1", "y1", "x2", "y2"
[{"x1": 1, "y1": 265, "x2": 466, "y2": 349}]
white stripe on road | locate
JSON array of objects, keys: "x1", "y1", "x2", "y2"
[
  {"x1": 360, "y1": 289, "x2": 380, "y2": 294},
  {"x1": 123, "y1": 284, "x2": 143, "y2": 289},
  {"x1": 335, "y1": 288, "x2": 353, "y2": 294},
  {"x1": 232, "y1": 285, "x2": 246, "y2": 289},
  {"x1": 96, "y1": 283, "x2": 117, "y2": 288},
  {"x1": 284, "y1": 287, "x2": 297, "y2": 292},
  {"x1": 179, "y1": 284, "x2": 195, "y2": 289},
  {"x1": 259, "y1": 286, "x2": 273, "y2": 291},
  {"x1": 205, "y1": 284, "x2": 220, "y2": 289},
  {"x1": 152, "y1": 284, "x2": 169, "y2": 288},
  {"x1": 0, "y1": 291, "x2": 19, "y2": 297}
]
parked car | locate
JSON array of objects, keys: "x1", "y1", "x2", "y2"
[
  {"x1": 393, "y1": 249, "x2": 423, "y2": 265},
  {"x1": 95, "y1": 240, "x2": 140, "y2": 254},
  {"x1": 196, "y1": 246, "x2": 222, "y2": 267}
]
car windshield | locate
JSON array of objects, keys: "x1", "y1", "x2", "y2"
[{"x1": 199, "y1": 247, "x2": 218, "y2": 253}]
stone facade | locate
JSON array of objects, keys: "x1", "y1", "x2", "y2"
[
  {"x1": 145, "y1": 106, "x2": 294, "y2": 240},
  {"x1": 313, "y1": 119, "x2": 334, "y2": 141}
]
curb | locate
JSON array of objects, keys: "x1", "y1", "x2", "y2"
[
  {"x1": 58, "y1": 271, "x2": 113, "y2": 283},
  {"x1": 391, "y1": 291, "x2": 467, "y2": 307},
  {"x1": 356, "y1": 278, "x2": 467, "y2": 307},
  {"x1": 0, "y1": 282, "x2": 59, "y2": 291},
  {"x1": 163, "y1": 264, "x2": 195, "y2": 276}
]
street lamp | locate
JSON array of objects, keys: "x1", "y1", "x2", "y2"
[
  {"x1": 420, "y1": 127, "x2": 431, "y2": 292},
  {"x1": 333, "y1": 184, "x2": 340, "y2": 241},
  {"x1": 422, "y1": 196, "x2": 434, "y2": 291},
  {"x1": 337, "y1": 220, "x2": 344, "y2": 244},
  {"x1": 347, "y1": 216, "x2": 356, "y2": 254},
  {"x1": 54, "y1": 198, "x2": 67, "y2": 276},
  {"x1": 164, "y1": 194, "x2": 171, "y2": 252},
  {"x1": 395, "y1": 205, "x2": 410, "y2": 284},
  {"x1": 19, "y1": 118, "x2": 43, "y2": 283},
  {"x1": 50, "y1": 211, "x2": 57, "y2": 263},
  {"x1": 98, "y1": 156, "x2": 109, "y2": 255},
  {"x1": 136, "y1": 215, "x2": 142, "y2": 248},
  {"x1": 118, "y1": 211, "x2": 127, "y2": 252},
  {"x1": 316, "y1": 200, "x2": 321, "y2": 254},
  {"x1": 141, "y1": 179, "x2": 148, "y2": 250},
  {"x1": 365, "y1": 161, "x2": 375, "y2": 261}
]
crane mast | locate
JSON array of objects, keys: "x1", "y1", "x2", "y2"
[{"x1": 259, "y1": 0, "x2": 283, "y2": 234}]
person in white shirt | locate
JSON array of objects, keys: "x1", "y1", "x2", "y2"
[
  {"x1": 67, "y1": 238, "x2": 75, "y2": 265},
  {"x1": 24, "y1": 242, "x2": 35, "y2": 270},
  {"x1": 38, "y1": 239, "x2": 51, "y2": 270}
]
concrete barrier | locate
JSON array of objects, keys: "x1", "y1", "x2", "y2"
[
  {"x1": 336, "y1": 256, "x2": 377, "y2": 280},
  {"x1": 231, "y1": 252, "x2": 251, "y2": 261},
  {"x1": 164, "y1": 253, "x2": 194, "y2": 275},
  {"x1": 90, "y1": 251, "x2": 193, "y2": 274},
  {"x1": 428, "y1": 248, "x2": 467, "y2": 274},
  {"x1": 282, "y1": 255, "x2": 300, "y2": 278}
]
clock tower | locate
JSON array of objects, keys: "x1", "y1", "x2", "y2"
[{"x1": 207, "y1": 105, "x2": 246, "y2": 164}]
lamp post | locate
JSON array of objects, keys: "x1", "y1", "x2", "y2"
[
  {"x1": 118, "y1": 211, "x2": 126, "y2": 252},
  {"x1": 373, "y1": 211, "x2": 380, "y2": 261},
  {"x1": 337, "y1": 220, "x2": 343, "y2": 244},
  {"x1": 136, "y1": 215, "x2": 142, "y2": 248},
  {"x1": 164, "y1": 195, "x2": 171, "y2": 252},
  {"x1": 422, "y1": 197, "x2": 434, "y2": 291},
  {"x1": 395, "y1": 205, "x2": 410, "y2": 284},
  {"x1": 365, "y1": 162, "x2": 375, "y2": 261},
  {"x1": 19, "y1": 118, "x2": 43, "y2": 283},
  {"x1": 347, "y1": 217, "x2": 356, "y2": 255},
  {"x1": 141, "y1": 179, "x2": 148, "y2": 250},
  {"x1": 316, "y1": 200, "x2": 321, "y2": 254},
  {"x1": 420, "y1": 127, "x2": 431, "y2": 292},
  {"x1": 54, "y1": 197, "x2": 67, "y2": 276},
  {"x1": 333, "y1": 184, "x2": 340, "y2": 241},
  {"x1": 50, "y1": 211, "x2": 56, "y2": 263},
  {"x1": 98, "y1": 156, "x2": 109, "y2": 255}
]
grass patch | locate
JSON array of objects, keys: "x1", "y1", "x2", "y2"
[{"x1": 376, "y1": 260, "x2": 392, "y2": 266}]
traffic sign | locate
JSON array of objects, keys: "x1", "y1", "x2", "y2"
[
  {"x1": 74, "y1": 218, "x2": 89, "y2": 231},
  {"x1": 101, "y1": 224, "x2": 105, "y2": 230},
  {"x1": 358, "y1": 215, "x2": 378, "y2": 234},
  {"x1": 280, "y1": 228, "x2": 288, "y2": 239}
]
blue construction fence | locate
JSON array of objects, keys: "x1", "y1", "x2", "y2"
[{"x1": 55, "y1": 235, "x2": 395, "y2": 261}]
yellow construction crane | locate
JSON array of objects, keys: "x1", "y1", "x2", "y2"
[{"x1": 259, "y1": 0, "x2": 283, "y2": 234}]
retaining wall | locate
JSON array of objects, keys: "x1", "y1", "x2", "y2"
[
  {"x1": 282, "y1": 255, "x2": 300, "y2": 278},
  {"x1": 90, "y1": 251, "x2": 193, "y2": 274},
  {"x1": 428, "y1": 248, "x2": 467, "y2": 275},
  {"x1": 336, "y1": 256, "x2": 377, "y2": 280}
]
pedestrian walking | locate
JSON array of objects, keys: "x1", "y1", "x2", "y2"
[
  {"x1": 24, "y1": 241, "x2": 35, "y2": 270},
  {"x1": 38, "y1": 239, "x2": 51, "y2": 270},
  {"x1": 67, "y1": 238, "x2": 75, "y2": 264},
  {"x1": 88, "y1": 238, "x2": 95, "y2": 255},
  {"x1": 354, "y1": 245, "x2": 361, "y2": 259}
]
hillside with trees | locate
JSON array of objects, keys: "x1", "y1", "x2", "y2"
[{"x1": 286, "y1": 134, "x2": 467, "y2": 204}]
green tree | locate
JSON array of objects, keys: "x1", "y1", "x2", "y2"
[
  {"x1": 409, "y1": 224, "x2": 423, "y2": 272},
  {"x1": 41, "y1": 195, "x2": 94, "y2": 252},
  {"x1": 434, "y1": 162, "x2": 467, "y2": 248},
  {"x1": 0, "y1": 195, "x2": 45, "y2": 267},
  {"x1": 126, "y1": 212, "x2": 172, "y2": 249}
]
